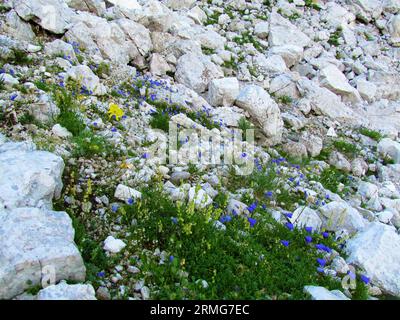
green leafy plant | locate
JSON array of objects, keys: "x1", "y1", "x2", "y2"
[
  {"x1": 358, "y1": 127, "x2": 383, "y2": 142},
  {"x1": 328, "y1": 27, "x2": 343, "y2": 46},
  {"x1": 53, "y1": 87, "x2": 86, "y2": 136},
  {"x1": 73, "y1": 130, "x2": 110, "y2": 158},
  {"x1": 333, "y1": 139, "x2": 359, "y2": 158},
  {"x1": 117, "y1": 185, "x2": 343, "y2": 299},
  {"x1": 0, "y1": 76, "x2": 5, "y2": 91}
]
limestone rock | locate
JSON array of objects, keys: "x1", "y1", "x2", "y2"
[
  {"x1": 208, "y1": 77, "x2": 240, "y2": 107},
  {"x1": 0, "y1": 207, "x2": 86, "y2": 299},
  {"x1": 175, "y1": 53, "x2": 223, "y2": 93},
  {"x1": 0, "y1": 142, "x2": 64, "y2": 210},
  {"x1": 345, "y1": 222, "x2": 400, "y2": 296},
  {"x1": 15, "y1": 0, "x2": 74, "y2": 34},
  {"x1": 320, "y1": 64, "x2": 361, "y2": 103},
  {"x1": 319, "y1": 201, "x2": 367, "y2": 234},
  {"x1": 378, "y1": 138, "x2": 400, "y2": 164},
  {"x1": 37, "y1": 281, "x2": 96, "y2": 300},
  {"x1": 268, "y1": 11, "x2": 311, "y2": 48},
  {"x1": 304, "y1": 286, "x2": 350, "y2": 300},
  {"x1": 235, "y1": 85, "x2": 283, "y2": 145}
]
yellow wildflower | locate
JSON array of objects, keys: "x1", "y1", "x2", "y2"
[
  {"x1": 108, "y1": 103, "x2": 124, "y2": 121},
  {"x1": 120, "y1": 162, "x2": 133, "y2": 169}
]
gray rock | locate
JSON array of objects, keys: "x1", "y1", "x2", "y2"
[
  {"x1": 351, "y1": 158, "x2": 368, "y2": 177},
  {"x1": 37, "y1": 281, "x2": 96, "y2": 300},
  {"x1": 378, "y1": 138, "x2": 400, "y2": 164},
  {"x1": 103, "y1": 236, "x2": 126, "y2": 253},
  {"x1": 29, "y1": 93, "x2": 60, "y2": 124},
  {"x1": 116, "y1": 18, "x2": 153, "y2": 56},
  {"x1": 319, "y1": 201, "x2": 367, "y2": 234},
  {"x1": 304, "y1": 286, "x2": 350, "y2": 300},
  {"x1": 0, "y1": 207, "x2": 86, "y2": 299},
  {"x1": 44, "y1": 39, "x2": 78, "y2": 63},
  {"x1": 290, "y1": 206, "x2": 323, "y2": 232},
  {"x1": 319, "y1": 64, "x2": 361, "y2": 103},
  {"x1": 329, "y1": 151, "x2": 351, "y2": 172},
  {"x1": 66, "y1": 65, "x2": 107, "y2": 96},
  {"x1": 0, "y1": 142, "x2": 64, "y2": 210},
  {"x1": 297, "y1": 79, "x2": 357, "y2": 122},
  {"x1": 235, "y1": 85, "x2": 283, "y2": 145},
  {"x1": 175, "y1": 53, "x2": 223, "y2": 93},
  {"x1": 170, "y1": 171, "x2": 191, "y2": 185},
  {"x1": 15, "y1": 0, "x2": 74, "y2": 34},
  {"x1": 358, "y1": 181, "x2": 379, "y2": 200},
  {"x1": 378, "y1": 164, "x2": 400, "y2": 187},
  {"x1": 208, "y1": 77, "x2": 240, "y2": 107},
  {"x1": 346, "y1": 222, "x2": 400, "y2": 296},
  {"x1": 300, "y1": 133, "x2": 323, "y2": 157},
  {"x1": 1, "y1": 10, "x2": 36, "y2": 42},
  {"x1": 282, "y1": 142, "x2": 308, "y2": 160},
  {"x1": 66, "y1": 0, "x2": 106, "y2": 16},
  {"x1": 254, "y1": 21, "x2": 269, "y2": 39},
  {"x1": 164, "y1": 0, "x2": 196, "y2": 10},
  {"x1": 268, "y1": 11, "x2": 311, "y2": 48},
  {"x1": 0, "y1": 73, "x2": 19, "y2": 87},
  {"x1": 96, "y1": 286, "x2": 111, "y2": 300},
  {"x1": 388, "y1": 14, "x2": 400, "y2": 46},
  {"x1": 188, "y1": 187, "x2": 212, "y2": 208}
]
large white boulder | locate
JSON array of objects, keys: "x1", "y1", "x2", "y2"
[
  {"x1": 253, "y1": 54, "x2": 288, "y2": 75},
  {"x1": 319, "y1": 201, "x2": 367, "y2": 234},
  {"x1": 45, "y1": 39, "x2": 78, "y2": 63},
  {"x1": 115, "y1": 18, "x2": 153, "y2": 56},
  {"x1": 378, "y1": 138, "x2": 400, "y2": 164},
  {"x1": 1, "y1": 10, "x2": 36, "y2": 42},
  {"x1": 65, "y1": 12, "x2": 140, "y2": 65},
  {"x1": 321, "y1": 2, "x2": 355, "y2": 28},
  {"x1": 345, "y1": 222, "x2": 400, "y2": 296},
  {"x1": 196, "y1": 29, "x2": 226, "y2": 51},
  {"x1": 66, "y1": 65, "x2": 107, "y2": 96},
  {"x1": 268, "y1": 11, "x2": 311, "y2": 48},
  {"x1": 352, "y1": 0, "x2": 383, "y2": 20},
  {"x1": 320, "y1": 64, "x2": 361, "y2": 103},
  {"x1": 235, "y1": 85, "x2": 283, "y2": 145},
  {"x1": 269, "y1": 45, "x2": 304, "y2": 68},
  {"x1": 15, "y1": 0, "x2": 74, "y2": 34},
  {"x1": 208, "y1": 77, "x2": 240, "y2": 107},
  {"x1": 290, "y1": 206, "x2": 323, "y2": 232},
  {"x1": 37, "y1": 281, "x2": 96, "y2": 300},
  {"x1": 388, "y1": 14, "x2": 400, "y2": 46},
  {"x1": 0, "y1": 207, "x2": 86, "y2": 299},
  {"x1": 358, "y1": 181, "x2": 379, "y2": 200},
  {"x1": 175, "y1": 53, "x2": 223, "y2": 93},
  {"x1": 66, "y1": 0, "x2": 106, "y2": 16},
  {"x1": 0, "y1": 142, "x2": 64, "y2": 210},
  {"x1": 297, "y1": 78, "x2": 358, "y2": 123}
]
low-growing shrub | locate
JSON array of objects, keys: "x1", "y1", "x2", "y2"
[{"x1": 118, "y1": 185, "x2": 343, "y2": 299}]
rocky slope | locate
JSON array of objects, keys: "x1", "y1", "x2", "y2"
[{"x1": 0, "y1": 0, "x2": 400, "y2": 300}]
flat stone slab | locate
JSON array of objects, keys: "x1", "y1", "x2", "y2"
[
  {"x1": 0, "y1": 207, "x2": 86, "y2": 299},
  {"x1": 37, "y1": 281, "x2": 96, "y2": 300},
  {"x1": 0, "y1": 142, "x2": 64, "y2": 210}
]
